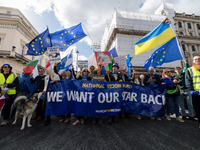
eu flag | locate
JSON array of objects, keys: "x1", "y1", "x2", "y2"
[
  {"x1": 109, "y1": 47, "x2": 118, "y2": 58},
  {"x1": 144, "y1": 37, "x2": 183, "y2": 71},
  {"x1": 50, "y1": 23, "x2": 87, "y2": 52},
  {"x1": 26, "y1": 28, "x2": 51, "y2": 56}
]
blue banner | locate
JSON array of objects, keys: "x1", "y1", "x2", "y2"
[{"x1": 45, "y1": 80, "x2": 166, "y2": 117}]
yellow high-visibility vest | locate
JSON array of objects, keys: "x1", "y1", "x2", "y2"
[
  {"x1": 188, "y1": 66, "x2": 200, "y2": 91},
  {"x1": 0, "y1": 73, "x2": 17, "y2": 95}
]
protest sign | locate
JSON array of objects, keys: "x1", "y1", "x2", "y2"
[
  {"x1": 114, "y1": 56, "x2": 128, "y2": 71},
  {"x1": 48, "y1": 47, "x2": 61, "y2": 63},
  {"x1": 94, "y1": 52, "x2": 112, "y2": 65}
]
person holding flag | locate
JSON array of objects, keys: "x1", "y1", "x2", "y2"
[
  {"x1": 30, "y1": 68, "x2": 46, "y2": 121},
  {"x1": 162, "y1": 68, "x2": 184, "y2": 123},
  {"x1": 0, "y1": 64, "x2": 19, "y2": 126}
]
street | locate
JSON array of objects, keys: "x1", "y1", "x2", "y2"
[{"x1": 0, "y1": 116, "x2": 200, "y2": 150}]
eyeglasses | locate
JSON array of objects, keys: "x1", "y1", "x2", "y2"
[
  {"x1": 39, "y1": 71, "x2": 43, "y2": 72},
  {"x1": 194, "y1": 58, "x2": 200, "y2": 61},
  {"x1": 3, "y1": 66, "x2": 10, "y2": 69}
]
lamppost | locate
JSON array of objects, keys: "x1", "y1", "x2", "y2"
[{"x1": 76, "y1": 49, "x2": 79, "y2": 72}]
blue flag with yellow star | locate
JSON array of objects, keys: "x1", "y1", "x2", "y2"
[
  {"x1": 144, "y1": 37, "x2": 183, "y2": 71},
  {"x1": 50, "y1": 23, "x2": 87, "y2": 52},
  {"x1": 26, "y1": 28, "x2": 51, "y2": 56}
]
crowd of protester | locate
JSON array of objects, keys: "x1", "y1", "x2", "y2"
[{"x1": 0, "y1": 54, "x2": 200, "y2": 128}]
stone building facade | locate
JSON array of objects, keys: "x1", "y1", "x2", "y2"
[
  {"x1": 0, "y1": 6, "x2": 48, "y2": 74},
  {"x1": 174, "y1": 12, "x2": 200, "y2": 66}
]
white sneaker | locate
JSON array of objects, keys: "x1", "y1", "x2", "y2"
[
  {"x1": 166, "y1": 116, "x2": 171, "y2": 121},
  {"x1": 176, "y1": 117, "x2": 184, "y2": 123},
  {"x1": 157, "y1": 118, "x2": 161, "y2": 121},
  {"x1": 136, "y1": 115, "x2": 141, "y2": 120},
  {"x1": 72, "y1": 120, "x2": 80, "y2": 126},
  {"x1": 0, "y1": 120, "x2": 8, "y2": 126},
  {"x1": 150, "y1": 117, "x2": 155, "y2": 120}
]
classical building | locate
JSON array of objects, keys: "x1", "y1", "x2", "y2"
[
  {"x1": 174, "y1": 12, "x2": 200, "y2": 66},
  {"x1": 0, "y1": 6, "x2": 48, "y2": 74}
]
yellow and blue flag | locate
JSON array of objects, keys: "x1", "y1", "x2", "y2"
[
  {"x1": 50, "y1": 23, "x2": 87, "y2": 52},
  {"x1": 144, "y1": 37, "x2": 183, "y2": 71},
  {"x1": 26, "y1": 28, "x2": 51, "y2": 56},
  {"x1": 135, "y1": 18, "x2": 176, "y2": 55}
]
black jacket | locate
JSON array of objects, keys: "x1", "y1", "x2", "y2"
[
  {"x1": 185, "y1": 68, "x2": 194, "y2": 91},
  {"x1": 30, "y1": 75, "x2": 45, "y2": 92},
  {"x1": 144, "y1": 74, "x2": 161, "y2": 85},
  {"x1": 105, "y1": 72, "x2": 122, "y2": 82}
]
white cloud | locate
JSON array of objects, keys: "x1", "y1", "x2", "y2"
[
  {"x1": 139, "y1": 0, "x2": 162, "y2": 13},
  {"x1": 1, "y1": 0, "x2": 200, "y2": 49}
]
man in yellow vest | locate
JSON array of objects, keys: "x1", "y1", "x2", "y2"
[
  {"x1": 0, "y1": 64, "x2": 19, "y2": 126},
  {"x1": 185, "y1": 54, "x2": 200, "y2": 128}
]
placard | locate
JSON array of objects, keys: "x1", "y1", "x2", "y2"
[{"x1": 48, "y1": 47, "x2": 61, "y2": 63}]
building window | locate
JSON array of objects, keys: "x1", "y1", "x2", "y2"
[
  {"x1": 188, "y1": 23, "x2": 191, "y2": 29},
  {"x1": 189, "y1": 32, "x2": 193, "y2": 36},
  {"x1": 192, "y1": 45, "x2": 195, "y2": 52},
  {"x1": 197, "y1": 24, "x2": 200, "y2": 30},
  {"x1": 179, "y1": 32, "x2": 183, "y2": 35},
  {"x1": 182, "y1": 44, "x2": 186, "y2": 52},
  {"x1": 178, "y1": 22, "x2": 182, "y2": 28},
  {"x1": 21, "y1": 45, "x2": 25, "y2": 55}
]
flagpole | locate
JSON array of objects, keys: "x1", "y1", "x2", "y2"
[
  {"x1": 47, "y1": 26, "x2": 53, "y2": 47},
  {"x1": 176, "y1": 37, "x2": 185, "y2": 59},
  {"x1": 81, "y1": 23, "x2": 95, "y2": 53}
]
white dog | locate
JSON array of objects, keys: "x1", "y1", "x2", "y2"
[{"x1": 12, "y1": 92, "x2": 42, "y2": 130}]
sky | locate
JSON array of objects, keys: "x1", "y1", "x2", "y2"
[{"x1": 0, "y1": 0, "x2": 200, "y2": 60}]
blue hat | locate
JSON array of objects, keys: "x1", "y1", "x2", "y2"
[
  {"x1": 112, "y1": 63, "x2": 119, "y2": 69},
  {"x1": 65, "y1": 69, "x2": 72, "y2": 72},
  {"x1": 2, "y1": 64, "x2": 12, "y2": 70}
]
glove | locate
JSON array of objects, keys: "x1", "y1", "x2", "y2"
[{"x1": 190, "y1": 91, "x2": 199, "y2": 95}]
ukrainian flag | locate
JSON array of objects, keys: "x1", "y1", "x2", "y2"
[{"x1": 135, "y1": 18, "x2": 176, "y2": 55}]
